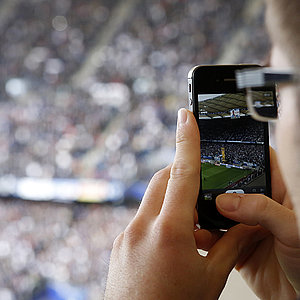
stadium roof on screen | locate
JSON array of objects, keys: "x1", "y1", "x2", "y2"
[{"x1": 198, "y1": 93, "x2": 249, "y2": 119}]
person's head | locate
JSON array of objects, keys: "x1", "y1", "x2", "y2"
[{"x1": 265, "y1": 0, "x2": 300, "y2": 225}]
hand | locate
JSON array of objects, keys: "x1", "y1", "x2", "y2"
[
  {"x1": 216, "y1": 148, "x2": 300, "y2": 299},
  {"x1": 105, "y1": 109, "x2": 260, "y2": 300}
]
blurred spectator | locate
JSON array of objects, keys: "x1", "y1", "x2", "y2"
[{"x1": 0, "y1": 0, "x2": 270, "y2": 298}]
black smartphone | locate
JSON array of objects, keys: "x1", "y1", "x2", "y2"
[{"x1": 188, "y1": 64, "x2": 276, "y2": 229}]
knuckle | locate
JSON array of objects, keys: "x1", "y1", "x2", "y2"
[
  {"x1": 152, "y1": 166, "x2": 170, "y2": 181},
  {"x1": 170, "y1": 159, "x2": 199, "y2": 179},
  {"x1": 237, "y1": 194, "x2": 270, "y2": 225},
  {"x1": 112, "y1": 232, "x2": 124, "y2": 249},
  {"x1": 123, "y1": 220, "x2": 144, "y2": 246},
  {"x1": 254, "y1": 195, "x2": 269, "y2": 213},
  {"x1": 176, "y1": 128, "x2": 188, "y2": 144},
  {"x1": 254, "y1": 195, "x2": 272, "y2": 224},
  {"x1": 154, "y1": 218, "x2": 184, "y2": 248},
  {"x1": 155, "y1": 218, "x2": 173, "y2": 237}
]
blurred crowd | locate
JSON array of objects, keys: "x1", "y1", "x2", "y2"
[
  {"x1": 0, "y1": 0, "x2": 269, "y2": 183},
  {"x1": 0, "y1": 199, "x2": 137, "y2": 300},
  {"x1": 0, "y1": 0, "x2": 270, "y2": 298}
]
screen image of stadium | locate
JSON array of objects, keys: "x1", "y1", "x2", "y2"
[{"x1": 198, "y1": 93, "x2": 269, "y2": 199}]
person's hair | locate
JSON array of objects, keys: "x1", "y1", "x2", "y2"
[{"x1": 265, "y1": 0, "x2": 300, "y2": 67}]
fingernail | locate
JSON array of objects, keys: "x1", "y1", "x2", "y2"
[
  {"x1": 217, "y1": 195, "x2": 241, "y2": 212},
  {"x1": 178, "y1": 108, "x2": 187, "y2": 125}
]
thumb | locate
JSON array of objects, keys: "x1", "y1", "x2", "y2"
[
  {"x1": 207, "y1": 223, "x2": 266, "y2": 276},
  {"x1": 216, "y1": 193, "x2": 299, "y2": 247}
]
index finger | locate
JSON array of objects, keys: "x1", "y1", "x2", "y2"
[{"x1": 160, "y1": 109, "x2": 200, "y2": 227}]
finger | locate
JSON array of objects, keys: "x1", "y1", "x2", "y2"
[
  {"x1": 207, "y1": 224, "x2": 266, "y2": 275},
  {"x1": 160, "y1": 109, "x2": 200, "y2": 227},
  {"x1": 136, "y1": 165, "x2": 171, "y2": 218},
  {"x1": 194, "y1": 208, "x2": 198, "y2": 225},
  {"x1": 194, "y1": 229, "x2": 223, "y2": 251},
  {"x1": 216, "y1": 193, "x2": 299, "y2": 247}
]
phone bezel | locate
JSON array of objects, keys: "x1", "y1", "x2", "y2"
[{"x1": 188, "y1": 65, "x2": 273, "y2": 229}]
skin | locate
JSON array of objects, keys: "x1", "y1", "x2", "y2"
[
  {"x1": 216, "y1": 46, "x2": 300, "y2": 299},
  {"x1": 105, "y1": 16, "x2": 300, "y2": 300},
  {"x1": 271, "y1": 46, "x2": 300, "y2": 225},
  {"x1": 216, "y1": 157, "x2": 300, "y2": 299},
  {"x1": 105, "y1": 109, "x2": 269, "y2": 300},
  {"x1": 105, "y1": 104, "x2": 300, "y2": 299}
]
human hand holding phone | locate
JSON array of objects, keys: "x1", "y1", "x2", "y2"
[
  {"x1": 104, "y1": 109, "x2": 261, "y2": 300},
  {"x1": 216, "y1": 148, "x2": 300, "y2": 299}
]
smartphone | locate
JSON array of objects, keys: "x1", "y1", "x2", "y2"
[{"x1": 188, "y1": 65, "x2": 276, "y2": 229}]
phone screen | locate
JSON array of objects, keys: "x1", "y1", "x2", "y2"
[
  {"x1": 198, "y1": 92, "x2": 272, "y2": 199},
  {"x1": 197, "y1": 90, "x2": 274, "y2": 229},
  {"x1": 188, "y1": 65, "x2": 275, "y2": 229}
]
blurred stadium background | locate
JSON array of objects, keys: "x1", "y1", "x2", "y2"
[{"x1": 0, "y1": 0, "x2": 268, "y2": 298}]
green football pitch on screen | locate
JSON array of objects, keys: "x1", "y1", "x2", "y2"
[{"x1": 201, "y1": 163, "x2": 253, "y2": 190}]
